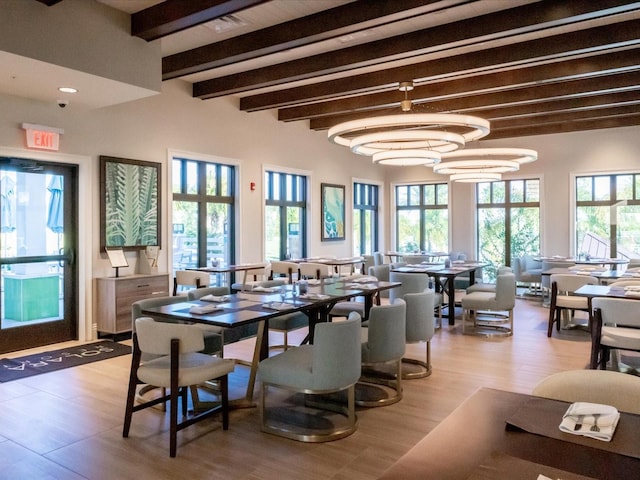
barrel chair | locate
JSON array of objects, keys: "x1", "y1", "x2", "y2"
[{"x1": 466, "y1": 266, "x2": 513, "y2": 293}]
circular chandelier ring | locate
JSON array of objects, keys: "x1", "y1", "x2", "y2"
[
  {"x1": 441, "y1": 148, "x2": 538, "y2": 164},
  {"x1": 372, "y1": 149, "x2": 441, "y2": 166},
  {"x1": 433, "y1": 159, "x2": 520, "y2": 174},
  {"x1": 328, "y1": 113, "x2": 491, "y2": 148},
  {"x1": 450, "y1": 172, "x2": 502, "y2": 183},
  {"x1": 350, "y1": 130, "x2": 465, "y2": 156}
]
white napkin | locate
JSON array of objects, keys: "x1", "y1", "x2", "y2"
[
  {"x1": 560, "y1": 402, "x2": 620, "y2": 442},
  {"x1": 252, "y1": 286, "x2": 276, "y2": 292},
  {"x1": 350, "y1": 276, "x2": 378, "y2": 283},
  {"x1": 189, "y1": 304, "x2": 224, "y2": 314},
  {"x1": 262, "y1": 302, "x2": 294, "y2": 311},
  {"x1": 305, "y1": 279, "x2": 321, "y2": 285},
  {"x1": 299, "y1": 293, "x2": 330, "y2": 300},
  {"x1": 200, "y1": 294, "x2": 229, "y2": 302}
]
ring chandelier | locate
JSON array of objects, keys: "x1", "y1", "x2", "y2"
[{"x1": 326, "y1": 81, "x2": 537, "y2": 177}]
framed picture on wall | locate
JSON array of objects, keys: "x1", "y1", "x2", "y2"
[
  {"x1": 321, "y1": 183, "x2": 345, "y2": 241},
  {"x1": 100, "y1": 155, "x2": 161, "y2": 250}
]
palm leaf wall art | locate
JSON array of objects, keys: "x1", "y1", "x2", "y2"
[{"x1": 100, "y1": 156, "x2": 161, "y2": 250}]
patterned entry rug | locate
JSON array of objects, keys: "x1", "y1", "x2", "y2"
[{"x1": 0, "y1": 340, "x2": 131, "y2": 382}]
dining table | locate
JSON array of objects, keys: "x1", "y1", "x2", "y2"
[
  {"x1": 142, "y1": 278, "x2": 400, "y2": 408},
  {"x1": 293, "y1": 256, "x2": 365, "y2": 275},
  {"x1": 392, "y1": 262, "x2": 489, "y2": 325},
  {"x1": 378, "y1": 387, "x2": 640, "y2": 480}
]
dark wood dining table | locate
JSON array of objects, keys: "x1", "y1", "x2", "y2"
[
  {"x1": 392, "y1": 262, "x2": 488, "y2": 325},
  {"x1": 378, "y1": 387, "x2": 640, "y2": 480},
  {"x1": 142, "y1": 279, "x2": 400, "y2": 407}
]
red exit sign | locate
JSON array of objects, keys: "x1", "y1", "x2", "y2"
[{"x1": 21, "y1": 123, "x2": 64, "y2": 151}]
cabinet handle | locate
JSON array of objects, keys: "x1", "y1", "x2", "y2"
[{"x1": 137, "y1": 284, "x2": 151, "y2": 288}]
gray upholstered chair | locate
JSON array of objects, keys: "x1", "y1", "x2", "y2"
[
  {"x1": 258, "y1": 313, "x2": 361, "y2": 442},
  {"x1": 173, "y1": 270, "x2": 211, "y2": 296},
  {"x1": 591, "y1": 297, "x2": 640, "y2": 370},
  {"x1": 358, "y1": 299, "x2": 406, "y2": 406},
  {"x1": 532, "y1": 369, "x2": 640, "y2": 415},
  {"x1": 329, "y1": 264, "x2": 383, "y2": 319},
  {"x1": 512, "y1": 255, "x2": 543, "y2": 294},
  {"x1": 461, "y1": 272, "x2": 516, "y2": 336},
  {"x1": 261, "y1": 281, "x2": 308, "y2": 351},
  {"x1": 361, "y1": 254, "x2": 375, "y2": 275},
  {"x1": 547, "y1": 273, "x2": 598, "y2": 337},
  {"x1": 466, "y1": 266, "x2": 513, "y2": 293},
  {"x1": 389, "y1": 271, "x2": 429, "y2": 302},
  {"x1": 373, "y1": 251, "x2": 384, "y2": 266},
  {"x1": 123, "y1": 317, "x2": 235, "y2": 457},
  {"x1": 402, "y1": 290, "x2": 436, "y2": 379}
]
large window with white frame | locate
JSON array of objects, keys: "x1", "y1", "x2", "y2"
[
  {"x1": 476, "y1": 178, "x2": 540, "y2": 280},
  {"x1": 264, "y1": 171, "x2": 307, "y2": 260},
  {"x1": 575, "y1": 173, "x2": 640, "y2": 259},
  {"x1": 395, "y1": 183, "x2": 448, "y2": 253},
  {"x1": 353, "y1": 182, "x2": 379, "y2": 255},
  {"x1": 172, "y1": 158, "x2": 235, "y2": 274}
]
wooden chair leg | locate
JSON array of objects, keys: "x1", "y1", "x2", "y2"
[
  {"x1": 221, "y1": 375, "x2": 229, "y2": 430},
  {"x1": 123, "y1": 338, "x2": 142, "y2": 438}
]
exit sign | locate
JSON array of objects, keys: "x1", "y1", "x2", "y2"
[{"x1": 21, "y1": 123, "x2": 64, "y2": 151}]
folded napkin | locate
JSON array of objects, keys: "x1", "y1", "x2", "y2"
[
  {"x1": 305, "y1": 279, "x2": 322, "y2": 285},
  {"x1": 452, "y1": 260, "x2": 465, "y2": 264},
  {"x1": 624, "y1": 285, "x2": 640, "y2": 291},
  {"x1": 560, "y1": 402, "x2": 620, "y2": 442},
  {"x1": 189, "y1": 304, "x2": 224, "y2": 314},
  {"x1": 344, "y1": 282, "x2": 377, "y2": 289},
  {"x1": 200, "y1": 294, "x2": 229, "y2": 302},
  {"x1": 252, "y1": 286, "x2": 276, "y2": 292},
  {"x1": 349, "y1": 276, "x2": 378, "y2": 283},
  {"x1": 299, "y1": 293, "x2": 330, "y2": 300},
  {"x1": 262, "y1": 302, "x2": 294, "y2": 311}
]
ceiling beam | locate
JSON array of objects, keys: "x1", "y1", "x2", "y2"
[
  {"x1": 132, "y1": 0, "x2": 267, "y2": 41},
  {"x1": 279, "y1": 49, "x2": 640, "y2": 121},
  {"x1": 240, "y1": 19, "x2": 640, "y2": 112},
  {"x1": 308, "y1": 71, "x2": 640, "y2": 130},
  {"x1": 163, "y1": 0, "x2": 451, "y2": 80},
  {"x1": 193, "y1": 0, "x2": 640, "y2": 99}
]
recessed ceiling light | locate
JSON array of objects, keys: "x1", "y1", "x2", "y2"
[{"x1": 58, "y1": 87, "x2": 78, "y2": 93}]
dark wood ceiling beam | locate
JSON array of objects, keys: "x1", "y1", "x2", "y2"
[
  {"x1": 486, "y1": 114, "x2": 640, "y2": 139},
  {"x1": 308, "y1": 71, "x2": 640, "y2": 130},
  {"x1": 465, "y1": 90, "x2": 640, "y2": 120},
  {"x1": 132, "y1": 0, "x2": 267, "y2": 41},
  {"x1": 490, "y1": 104, "x2": 640, "y2": 130},
  {"x1": 163, "y1": 0, "x2": 451, "y2": 80},
  {"x1": 241, "y1": 19, "x2": 640, "y2": 112},
  {"x1": 279, "y1": 49, "x2": 640, "y2": 121},
  {"x1": 194, "y1": 0, "x2": 640, "y2": 99}
]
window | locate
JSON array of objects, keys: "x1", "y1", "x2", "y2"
[
  {"x1": 395, "y1": 183, "x2": 448, "y2": 253},
  {"x1": 353, "y1": 182, "x2": 379, "y2": 255},
  {"x1": 575, "y1": 173, "x2": 640, "y2": 258},
  {"x1": 172, "y1": 158, "x2": 235, "y2": 275},
  {"x1": 265, "y1": 171, "x2": 307, "y2": 260},
  {"x1": 476, "y1": 179, "x2": 540, "y2": 280}
]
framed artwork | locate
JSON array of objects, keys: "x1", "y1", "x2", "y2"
[
  {"x1": 100, "y1": 155, "x2": 161, "y2": 250},
  {"x1": 321, "y1": 183, "x2": 345, "y2": 241}
]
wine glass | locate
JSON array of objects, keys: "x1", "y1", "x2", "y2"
[{"x1": 279, "y1": 285, "x2": 287, "y2": 305}]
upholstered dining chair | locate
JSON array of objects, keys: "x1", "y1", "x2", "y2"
[
  {"x1": 258, "y1": 313, "x2": 361, "y2": 442},
  {"x1": 513, "y1": 255, "x2": 543, "y2": 295},
  {"x1": 402, "y1": 290, "x2": 435, "y2": 379},
  {"x1": 461, "y1": 272, "x2": 516, "y2": 336},
  {"x1": 388, "y1": 270, "x2": 442, "y2": 328},
  {"x1": 532, "y1": 369, "x2": 640, "y2": 415},
  {"x1": 173, "y1": 270, "x2": 211, "y2": 296},
  {"x1": 123, "y1": 317, "x2": 235, "y2": 457},
  {"x1": 298, "y1": 262, "x2": 331, "y2": 280},
  {"x1": 590, "y1": 297, "x2": 640, "y2": 370},
  {"x1": 269, "y1": 260, "x2": 299, "y2": 283},
  {"x1": 373, "y1": 251, "x2": 384, "y2": 266},
  {"x1": 358, "y1": 299, "x2": 406, "y2": 407},
  {"x1": 547, "y1": 273, "x2": 599, "y2": 337},
  {"x1": 466, "y1": 266, "x2": 513, "y2": 293},
  {"x1": 230, "y1": 263, "x2": 274, "y2": 292}
]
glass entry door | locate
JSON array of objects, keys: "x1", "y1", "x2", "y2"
[{"x1": 0, "y1": 157, "x2": 78, "y2": 353}]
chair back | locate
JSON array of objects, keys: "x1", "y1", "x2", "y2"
[
  {"x1": 270, "y1": 261, "x2": 299, "y2": 283},
  {"x1": 389, "y1": 271, "x2": 429, "y2": 302},
  {"x1": 533, "y1": 369, "x2": 640, "y2": 414},
  {"x1": 373, "y1": 251, "x2": 384, "y2": 266},
  {"x1": 404, "y1": 290, "x2": 435, "y2": 343},
  {"x1": 369, "y1": 264, "x2": 391, "y2": 298},
  {"x1": 551, "y1": 273, "x2": 598, "y2": 294},
  {"x1": 402, "y1": 254, "x2": 430, "y2": 264},
  {"x1": 311, "y1": 314, "x2": 362, "y2": 390},
  {"x1": 187, "y1": 285, "x2": 230, "y2": 300},
  {"x1": 361, "y1": 255, "x2": 375, "y2": 274},
  {"x1": 132, "y1": 295, "x2": 186, "y2": 328},
  {"x1": 495, "y1": 273, "x2": 516, "y2": 310},
  {"x1": 234, "y1": 264, "x2": 271, "y2": 291},
  {"x1": 592, "y1": 297, "x2": 640, "y2": 328},
  {"x1": 135, "y1": 317, "x2": 204, "y2": 355},
  {"x1": 299, "y1": 262, "x2": 331, "y2": 279},
  {"x1": 608, "y1": 279, "x2": 640, "y2": 287},
  {"x1": 362, "y1": 300, "x2": 406, "y2": 364},
  {"x1": 174, "y1": 270, "x2": 211, "y2": 295}
]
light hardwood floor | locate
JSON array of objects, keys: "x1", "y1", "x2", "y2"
[{"x1": 0, "y1": 296, "x2": 593, "y2": 479}]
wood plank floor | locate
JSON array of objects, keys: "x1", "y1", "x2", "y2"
[{"x1": 0, "y1": 296, "x2": 594, "y2": 479}]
